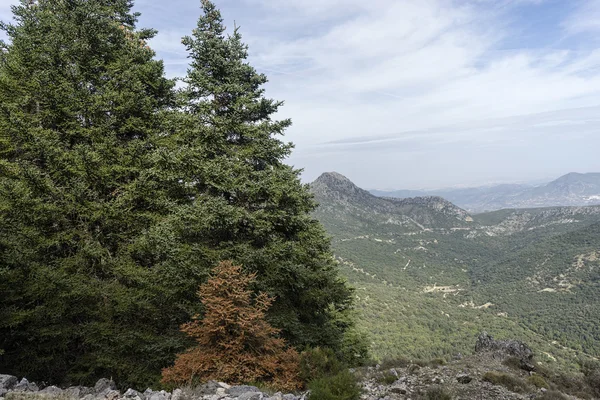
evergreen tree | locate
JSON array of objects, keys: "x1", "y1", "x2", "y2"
[
  {"x1": 162, "y1": 261, "x2": 301, "y2": 391},
  {"x1": 160, "y1": 0, "x2": 356, "y2": 355},
  {"x1": 0, "y1": 0, "x2": 180, "y2": 387}
]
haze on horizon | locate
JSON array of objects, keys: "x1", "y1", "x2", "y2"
[{"x1": 1, "y1": 0, "x2": 599, "y2": 189}]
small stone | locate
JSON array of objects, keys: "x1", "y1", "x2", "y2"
[
  {"x1": 390, "y1": 386, "x2": 407, "y2": 394},
  {"x1": 104, "y1": 390, "x2": 121, "y2": 400},
  {"x1": 217, "y1": 382, "x2": 231, "y2": 390}
]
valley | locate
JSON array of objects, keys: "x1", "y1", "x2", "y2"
[{"x1": 311, "y1": 172, "x2": 600, "y2": 369}]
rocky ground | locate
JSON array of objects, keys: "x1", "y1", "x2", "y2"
[{"x1": 1, "y1": 333, "x2": 596, "y2": 400}]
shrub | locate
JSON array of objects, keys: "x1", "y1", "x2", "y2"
[
  {"x1": 379, "y1": 357, "x2": 411, "y2": 369},
  {"x1": 308, "y1": 370, "x2": 361, "y2": 400},
  {"x1": 161, "y1": 261, "x2": 301, "y2": 391},
  {"x1": 300, "y1": 347, "x2": 344, "y2": 382},
  {"x1": 422, "y1": 386, "x2": 452, "y2": 400},
  {"x1": 537, "y1": 391, "x2": 569, "y2": 400},
  {"x1": 527, "y1": 374, "x2": 549, "y2": 388},
  {"x1": 483, "y1": 371, "x2": 529, "y2": 393},
  {"x1": 502, "y1": 357, "x2": 523, "y2": 371},
  {"x1": 376, "y1": 371, "x2": 398, "y2": 385}
]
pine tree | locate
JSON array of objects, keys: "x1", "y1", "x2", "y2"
[
  {"x1": 162, "y1": 261, "x2": 301, "y2": 391},
  {"x1": 161, "y1": 0, "x2": 357, "y2": 355},
  {"x1": 0, "y1": 0, "x2": 181, "y2": 387}
]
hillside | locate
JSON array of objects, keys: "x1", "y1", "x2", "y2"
[
  {"x1": 371, "y1": 172, "x2": 600, "y2": 212},
  {"x1": 311, "y1": 172, "x2": 600, "y2": 368}
]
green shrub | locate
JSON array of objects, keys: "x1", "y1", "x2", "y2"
[
  {"x1": 300, "y1": 347, "x2": 345, "y2": 382},
  {"x1": 483, "y1": 371, "x2": 529, "y2": 393},
  {"x1": 537, "y1": 391, "x2": 568, "y2": 400},
  {"x1": 502, "y1": 357, "x2": 523, "y2": 371},
  {"x1": 376, "y1": 371, "x2": 398, "y2": 384},
  {"x1": 422, "y1": 386, "x2": 452, "y2": 400},
  {"x1": 308, "y1": 370, "x2": 361, "y2": 400},
  {"x1": 527, "y1": 374, "x2": 549, "y2": 388},
  {"x1": 379, "y1": 357, "x2": 411, "y2": 369}
]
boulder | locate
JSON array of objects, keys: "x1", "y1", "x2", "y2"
[
  {"x1": 475, "y1": 332, "x2": 534, "y2": 360},
  {"x1": 0, "y1": 376, "x2": 17, "y2": 390},
  {"x1": 66, "y1": 386, "x2": 93, "y2": 397},
  {"x1": 238, "y1": 393, "x2": 263, "y2": 400},
  {"x1": 124, "y1": 389, "x2": 143, "y2": 398},
  {"x1": 40, "y1": 386, "x2": 64, "y2": 395},
  {"x1": 170, "y1": 389, "x2": 183, "y2": 400},
  {"x1": 94, "y1": 379, "x2": 117, "y2": 394},
  {"x1": 13, "y1": 378, "x2": 39, "y2": 392},
  {"x1": 226, "y1": 385, "x2": 261, "y2": 397}
]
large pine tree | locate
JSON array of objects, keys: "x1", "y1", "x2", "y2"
[
  {"x1": 163, "y1": 0, "x2": 356, "y2": 355},
  {"x1": 0, "y1": 0, "x2": 181, "y2": 387}
]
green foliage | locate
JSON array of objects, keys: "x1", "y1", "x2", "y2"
[
  {"x1": 0, "y1": 0, "x2": 355, "y2": 388},
  {"x1": 482, "y1": 371, "x2": 529, "y2": 393},
  {"x1": 299, "y1": 347, "x2": 344, "y2": 382},
  {"x1": 502, "y1": 357, "x2": 523, "y2": 371},
  {"x1": 536, "y1": 391, "x2": 569, "y2": 400},
  {"x1": 375, "y1": 371, "x2": 398, "y2": 385},
  {"x1": 422, "y1": 386, "x2": 452, "y2": 400},
  {"x1": 307, "y1": 370, "x2": 361, "y2": 400},
  {"x1": 526, "y1": 374, "x2": 549, "y2": 389}
]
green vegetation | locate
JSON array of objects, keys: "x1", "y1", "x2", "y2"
[
  {"x1": 307, "y1": 370, "x2": 362, "y2": 400},
  {"x1": 422, "y1": 386, "x2": 453, "y2": 400},
  {"x1": 0, "y1": 0, "x2": 356, "y2": 388},
  {"x1": 482, "y1": 371, "x2": 529, "y2": 393},
  {"x1": 526, "y1": 374, "x2": 549, "y2": 389},
  {"x1": 311, "y1": 173, "x2": 600, "y2": 369}
]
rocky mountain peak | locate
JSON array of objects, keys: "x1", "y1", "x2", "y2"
[{"x1": 311, "y1": 172, "x2": 374, "y2": 204}]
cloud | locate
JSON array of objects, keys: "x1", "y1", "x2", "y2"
[{"x1": 562, "y1": 0, "x2": 600, "y2": 35}]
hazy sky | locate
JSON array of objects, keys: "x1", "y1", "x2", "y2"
[{"x1": 2, "y1": 0, "x2": 600, "y2": 189}]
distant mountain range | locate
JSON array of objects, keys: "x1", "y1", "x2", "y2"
[{"x1": 370, "y1": 172, "x2": 600, "y2": 212}]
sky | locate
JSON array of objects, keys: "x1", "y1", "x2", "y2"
[{"x1": 1, "y1": 0, "x2": 600, "y2": 189}]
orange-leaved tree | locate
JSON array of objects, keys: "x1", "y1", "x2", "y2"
[{"x1": 161, "y1": 261, "x2": 301, "y2": 390}]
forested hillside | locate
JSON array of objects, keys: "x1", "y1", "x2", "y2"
[{"x1": 312, "y1": 172, "x2": 600, "y2": 369}]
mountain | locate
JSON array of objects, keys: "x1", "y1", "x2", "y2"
[
  {"x1": 310, "y1": 172, "x2": 600, "y2": 368},
  {"x1": 371, "y1": 172, "x2": 600, "y2": 212}
]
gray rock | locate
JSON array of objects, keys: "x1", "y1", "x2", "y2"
[
  {"x1": 171, "y1": 389, "x2": 184, "y2": 400},
  {"x1": 0, "y1": 375, "x2": 17, "y2": 390},
  {"x1": 13, "y1": 378, "x2": 39, "y2": 392},
  {"x1": 196, "y1": 381, "x2": 221, "y2": 396},
  {"x1": 238, "y1": 393, "x2": 262, "y2": 400},
  {"x1": 124, "y1": 389, "x2": 143, "y2": 398},
  {"x1": 475, "y1": 332, "x2": 534, "y2": 360},
  {"x1": 66, "y1": 386, "x2": 93, "y2": 397},
  {"x1": 389, "y1": 386, "x2": 407, "y2": 394},
  {"x1": 94, "y1": 379, "x2": 117, "y2": 394},
  {"x1": 0, "y1": 389, "x2": 7, "y2": 397},
  {"x1": 456, "y1": 373, "x2": 472, "y2": 384},
  {"x1": 40, "y1": 386, "x2": 64, "y2": 395},
  {"x1": 282, "y1": 395, "x2": 297, "y2": 400},
  {"x1": 102, "y1": 389, "x2": 121, "y2": 400},
  {"x1": 143, "y1": 388, "x2": 153, "y2": 400},
  {"x1": 226, "y1": 385, "x2": 261, "y2": 397},
  {"x1": 149, "y1": 392, "x2": 167, "y2": 400}
]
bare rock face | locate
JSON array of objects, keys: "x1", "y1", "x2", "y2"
[{"x1": 475, "y1": 332, "x2": 534, "y2": 361}]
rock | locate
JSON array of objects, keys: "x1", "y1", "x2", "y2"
[
  {"x1": 0, "y1": 376, "x2": 17, "y2": 390},
  {"x1": 94, "y1": 379, "x2": 117, "y2": 394},
  {"x1": 149, "y1": 391, "x2": 167, "y2": 400},
  {"x1": 170, "y1": 389, "x2": 183, "y2": 400},
  {"x1": 226, "y1": 385, "x2": 261, "y2": 397},
  {"x1": 238, "y1": 393, "x2": 263, "y2": 400},
  {"x1": 0, "y1": 389, "x2": 7, "y2": 397},
  {"x1": 217, "y1": 382, "x2": 231, "y2": 390},
  {"x1": 196, "y1": 381, "x2": 221, "y2": 396},
  {"x1": 103, "y1": 390, "x2": 121, "y2": 400},
  {"x1": 475, "y1": 332, "x2": 533, "y2": 360},
  {"x1": 40, "y1": 386, "x2": 64, "y2": 395},
  {"x1": 66, "y1": 386, "x2": 93, "y2": 397},
  {"x1": 125, "y1": 389, "x2": 143, "y2": 398},
  {"x1": 13, "y1": 378, "x2": 39, "y2": 392},
  {"x1": 521, "y1": 360, "x2": 536, "y2": 372},
  {"x1": 456, "y1": 373, "x2": 472, "y2": 384},
  {"x1": 143, "y1": 389, "x2": 153, "y2": 400},
  {"x1": 390, "y1": 385, "x2": 407, "y2": 394}
]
